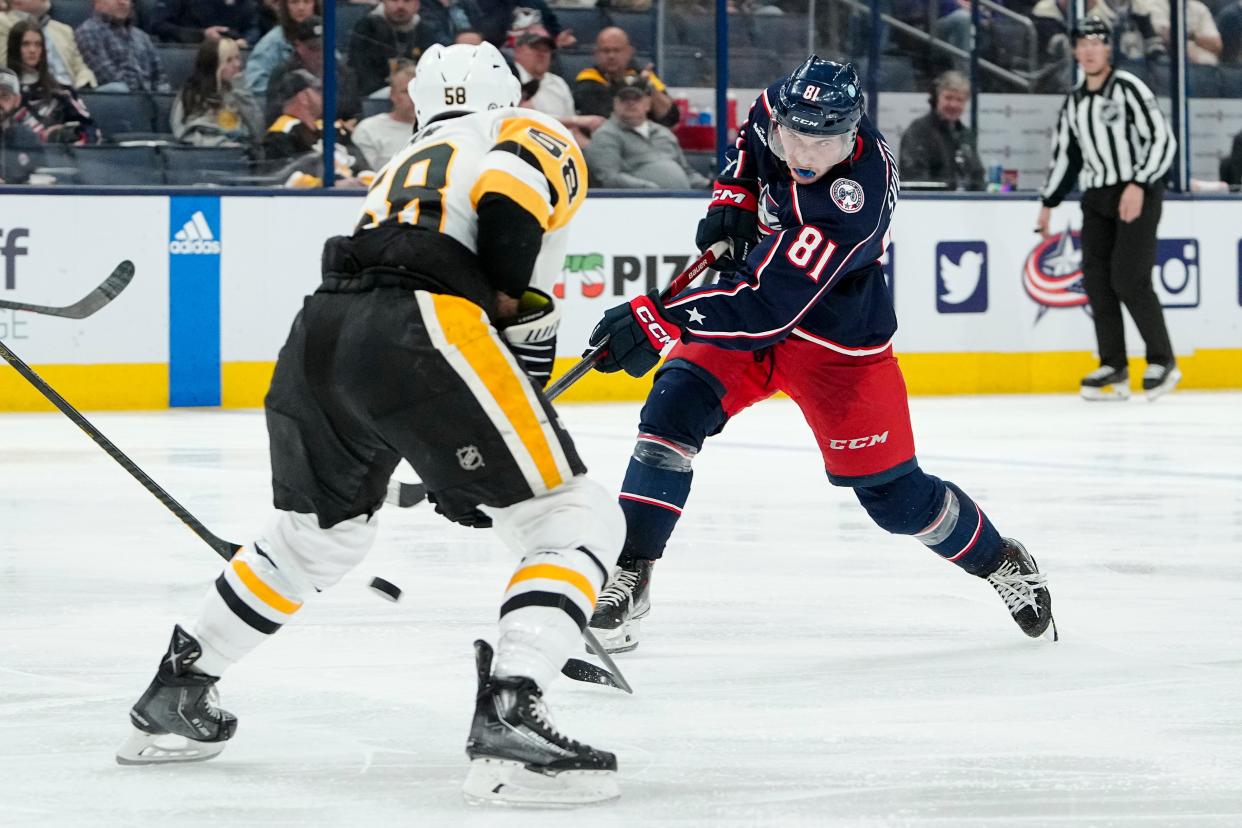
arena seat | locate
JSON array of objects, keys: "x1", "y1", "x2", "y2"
[
  {"x1": 161, "y1": 146, "x2": 253, "y2": 185},
  {"x1": 48, "y1": 0, "x2": 92, "y2": 28},
  {"x1": 1188, "y1": 63, "x2": 1222, "y2": 97},
  {"x1": 72, "y1": 145, "x2": 163, "y2": 185},
  {"x1": 555, "y1": 48, "x2": 596, "y2": 83},
  {"x1": 335, "y1": 2, "x2": 374, "y2": 39},
  {"x1": 1220, "y1": 66, "x2": 1242, "y2": 97},
  {"x1": 750, "y1": 14, "x2": 812, "y2": 54},
  {"x1": 149, "y1": 92, "x2": 176, "y2": 134},
  {"x1": 78, "y1": 92, "x2": 154, "y2": 140},
  {"x1": 157, "y1": 45, "x2": 199, "y2": 91},
  {"x1": 555, "y1": 7, "x2": 608, "y2": 44},
  {"x1": 361, "y1": 97, "x2": 393, "y2": 119},
  {"x1": 659, "y1": 45, "x2": 710, "y2": 86},
  {"x1": 605, "y1": 10, "x2": 656, "y2": 54}
]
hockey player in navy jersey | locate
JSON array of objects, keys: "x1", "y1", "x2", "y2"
[{"x1": 585, "y1": 56, "x2": 1057, "y2": 653}]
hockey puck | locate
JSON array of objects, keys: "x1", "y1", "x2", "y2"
[{"x1": 369, "y1": 577, "x2": 403, "y2": 602}]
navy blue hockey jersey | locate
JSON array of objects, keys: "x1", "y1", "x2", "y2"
[{"x1": 664, "y1": 80, "x2": 899, "y2": 354}]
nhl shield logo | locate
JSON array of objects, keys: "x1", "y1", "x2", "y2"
[
  {"x1": 831, "y1": 179, "x2": 864, "y2": 214},
  {"x1": 456, "y1": 445, "x2": 484, "y2": 471}
]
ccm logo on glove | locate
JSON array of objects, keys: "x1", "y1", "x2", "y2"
[{"x1": 633, "y1": 296, "x2": 676, "y2": 349}]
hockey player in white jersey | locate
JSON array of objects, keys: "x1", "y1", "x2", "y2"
[{"x1": 115, "y1": 43, "x2": 624, "y2": 807}]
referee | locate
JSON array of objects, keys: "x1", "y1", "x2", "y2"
[{"x1": 1035, "y1": 16, "x2": 1181, "y2": 402}]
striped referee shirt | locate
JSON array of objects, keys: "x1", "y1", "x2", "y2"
[{"x1": 1040, "y1": 69, "x2": 1175, "y2": 207}]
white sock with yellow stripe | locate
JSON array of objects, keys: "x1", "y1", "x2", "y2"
[
  {"x1": 494, "y1": 545, "x2": 609, "y2": 687},
  {"x1": 487, "y1": 476, "x2": 624, "y2": 688},
  {"x1": 189, "y1": 511, "x2": 377, "y2": 677}
]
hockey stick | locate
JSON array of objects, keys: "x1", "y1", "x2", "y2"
[
  {"x1": 0, "y1": 260, "x2": 135, "y2": 319},
  {"x1": 385, "y1": 240, "x2": 730, "y2": 510},
  {"x1": 1, "y1": 339, "x2": 623, "y2": 690},
  {"x1": 0, "y1": 338, "x2": 242, "y2": 560}
]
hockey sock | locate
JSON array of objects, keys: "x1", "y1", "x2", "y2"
[
  {"x1": 494, "y1": 545, "x2": 609, "y2": 688},
  {"x1": 617, "y1": 432, "x2": 696, "y2": 564},
  {"x1": 914, "y1": 481, "x2": 1003, "y2": 576},
  {"x1": 190, "y1": 543, "x2": 306, "y2": 677}
]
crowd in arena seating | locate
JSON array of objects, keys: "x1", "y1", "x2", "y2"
[{"x1": 0, "y1": 0, "x2": 1240, "y2": 187}]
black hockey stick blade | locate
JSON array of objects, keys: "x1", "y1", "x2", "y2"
[
  {"x1": 582, "y1": 627, "x2": 633, "y2": 693},
  {"x1": 562, "y1": 657, "x2": 630, "y2": 692},
  {"x1": 0, "y1": 260, "x2": 134, "y2": 319}
]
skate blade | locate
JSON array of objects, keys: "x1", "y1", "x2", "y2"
[
  {"x1": 1080, "y1": 385, "x2": 1131, "y2": 401},
  {"x1": 462, "y1": 758, "x2": 619, "y2": 807},
  {"x1": 1145, "y1": 368, "x2": 1181, "y2": 401},
  {"x1": 115, "y1": 725, "x2": 227, "y2": 766}
]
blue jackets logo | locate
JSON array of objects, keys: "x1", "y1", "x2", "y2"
[
  {"x1": 1152, "y1": 239, "x2": 1199, "y2": 308},
  {"x1": 936, "y1": 241, "x2": 987, "y2": 313},
  {"x1": 1022, "y1": 227, "x2": 1086, "y2": 321},
  {"x1": 169, "y1": 211, "x2": 221, "y2": 255}
]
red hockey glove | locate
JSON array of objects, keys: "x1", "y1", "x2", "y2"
[
  {"x1": 588, "y1": 291, "x2": 682, "y2": 378},
  {"x1": 695, "y1": 176, "x2": 760, "y2": 272}
]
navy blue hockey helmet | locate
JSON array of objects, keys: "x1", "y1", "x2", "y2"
[
  {"x1": 773, "y1": 56, "x2": 865, "y2": 137},
  {"x1": 1072, "y1": 15, "x2": 1111, "y2": 44}
]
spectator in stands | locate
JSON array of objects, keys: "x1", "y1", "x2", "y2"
[
  {"x1": 1149, "y1": 0, "x2": 1222, "y2": 63},
  {"x1": 172, "y1": 36, "x2": 262, "y2": 146},
  {"x1": 152, "y1": 0, "x2": 262, "y2": 48},
  {"x1": 350, "y1": 58, "x2": 414, "y2": 169},
  {"x1": 898, "y1": 70, "x2": 984, "y2": 191},
  {"x1": 0, "y1": 67, "x2": 40, "y2": 182},
  {"x1": 263, "y1": 65, "x2": 320, "y2": 161},
  {"x1": 1221, "y1": 1, "x2": 1242, "y2": 64},
  {"x1": 419, "y1": 0, "x2": 479, "y2": 46},
  {"x1": 584, "y1": 76, "x2": 707, "y2": 189},
  {"x1": 6, "y1": 19, "x2": 98, "y2": 142},
  {"x1": 76, "y1": 0, "x2": 167, "y2": 92},
  {"x1": 244, "y1": 0, "x2": 318, "y2": 98},
  {"x1": 348, "y1": 0, "x2": 435, "y2": 96},
  {"x1": 453, "y1": 27, "x2": 482, "y2": 43},
  {"x1": 574, "y1": 27, "x2": 679, "y2": 128},
  {"x1": 512, "y1": 27, "x2": 599, "y2": 144},
  {"x1": 267, "y1": 15, "x2": 360, "y2": 122},
  {"x1": 472, "y1": 0, "x2": 570, "y2": 48},
  {"x1": 0, "y1": 0, "x2": 97, "y2": 89}
]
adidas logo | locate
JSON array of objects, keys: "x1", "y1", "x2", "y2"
[{"x1": 169, "y1": 211, "x2": 221, "y2": 255}]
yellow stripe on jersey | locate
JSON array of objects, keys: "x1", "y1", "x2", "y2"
[
  {"x1": 507, "y1": 563, "x2": 598, "y2": 605},
  {"x1": 469, "y1": 168, "x2": 550, "y2": 230},
  {"x1": 232, "y1": 558, "x2": 303, "y2": 615},
  {"x1": 268, "y1": 114, "x2": 299, "y2": 135},
  {"x1": 481, "y1": 116, "x2": 588, "y2": 232},
  {"x1": 429, "y1": 294, "x2": 566, "y2": 491}
]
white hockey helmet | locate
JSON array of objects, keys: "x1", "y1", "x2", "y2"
[{"x1": 410, "y1": 43, "x2": 521, "y2": 124}]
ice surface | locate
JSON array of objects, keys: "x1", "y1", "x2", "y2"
[{"x1": 2, "y1": 394, "x2": 1241, "y2": 826}]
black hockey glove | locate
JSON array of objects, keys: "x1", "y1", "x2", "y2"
[
  {"x1": 695, "y1": 176, "x2": 760, "y2": 272},
  {"x1": 498, "y1": 288, "x2": 559, "y2": 389},
  {"x1": 425, "y1": 491, "x2": 493, "y2": 529},
  {"x1": 588, "y1": 291, "x2": 682, "y2": 378}
]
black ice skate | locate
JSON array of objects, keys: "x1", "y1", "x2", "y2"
[
  {"x1": 985, "y1": 539, "x2": 1057, "y2": 641},
  {"x1": 115, "y1": 625, "x2": 237, "y2": 765},
  {"x1": 1080, "y1": 365, "x2": 1130, "y2": 401},
  {"x1": 587, "y1": 558, "x2": 654, "y2": 654},
  {"x1": 463, "y1": 640, "x2": 618, "y2": 806},
  {"x1": 1142, "y1": 363, "x2": 1181, "y2": 401}
]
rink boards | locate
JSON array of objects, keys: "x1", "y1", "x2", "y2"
[{"x1": 0, "y1": 191, "x2": 1239, "y2": 411}]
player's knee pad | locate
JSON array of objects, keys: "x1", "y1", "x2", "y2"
[
  {"x1": 256, "y1": 510, "x2": 378, "y2": 592},
  {"x1": 854, "y1": 467, "x2": 946, "y2": 536},
  {"x1": 488, "y1": 475, "x2": 625, "y2": 568},
  {"x1": 637, "y1": 364, "x2": 728, "y2": 451}
]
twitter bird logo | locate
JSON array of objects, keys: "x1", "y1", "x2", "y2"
[{"x1": 936, "y1": 242, "x2": 988, "y2": 313}]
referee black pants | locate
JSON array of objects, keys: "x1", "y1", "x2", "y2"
[{"x1": 1080, "y1": 183, "x2": 1174, "y2": 370}]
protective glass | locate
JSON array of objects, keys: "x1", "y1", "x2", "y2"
[{"x1": 768, "y1": 122, "x2": 856, "y2": 175}]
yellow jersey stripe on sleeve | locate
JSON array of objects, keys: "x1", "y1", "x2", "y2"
[{"x1": 469, "y1": 168, "x2": 550, "y2": 230}]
